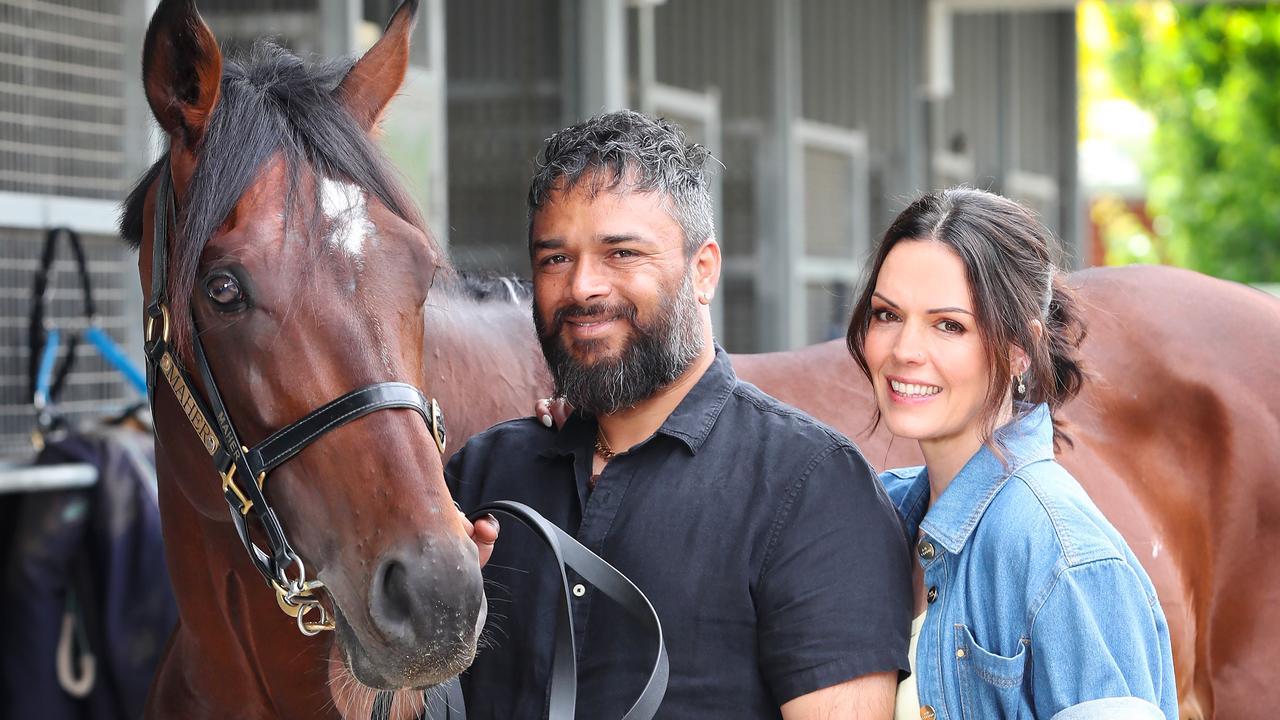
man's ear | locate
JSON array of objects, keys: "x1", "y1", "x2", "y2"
[{"x1": 692, "y1": 238, "x2": 722, "y2": 306}]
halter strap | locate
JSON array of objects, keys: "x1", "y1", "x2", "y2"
[{"x1": 247, "y1": 382, "x2": 445, "y2": 477}]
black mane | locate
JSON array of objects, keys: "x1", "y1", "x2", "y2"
[{"x1": 119, "y1": 40, "x2": 431, "y2": 348}]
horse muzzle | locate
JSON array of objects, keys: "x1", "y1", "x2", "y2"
[{"x1": 334, "y1": 536, "x2": 487, "y2": 690}]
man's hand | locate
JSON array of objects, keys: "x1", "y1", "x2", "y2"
[
  {"x1": 460, "y1": 512, "x2": 500, "y2": 567},
  {"x1": 535, "y1": 397, "x2": 573, "y2": 430}
]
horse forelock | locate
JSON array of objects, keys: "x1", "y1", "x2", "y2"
[{"x1": 119, "y1": 39, "x2": 439, "y2": 352}]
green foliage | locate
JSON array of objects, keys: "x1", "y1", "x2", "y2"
[{"x1": 1104, "y1": 3, "x2": 1280, "y2": 282}]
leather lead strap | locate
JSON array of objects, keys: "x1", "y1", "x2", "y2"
[{"x1": 460, "y1": 501, "x2": 669, "y2": 720}]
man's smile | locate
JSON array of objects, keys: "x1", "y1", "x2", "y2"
[{"x1": 564, "y1": 314, "x2": 623, "y2": 339}]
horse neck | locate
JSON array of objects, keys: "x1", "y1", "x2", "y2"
[
  {"x1": 150, "y1": 415, "x2": 337, "y2": 718},
  {"x1": 422, "y1": 289, "x2": 552, "y2": 447}
]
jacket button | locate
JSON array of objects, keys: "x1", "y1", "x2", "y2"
[
  {"x1": 917, "y1": 540, "x2": 936, "y2": 560},
  {"x1": 927, "y1": 586, "x2": 938, "y2": 603},
  {"x1": 572, "y1": 584, "x2": 586, "y2": 597},
  {"x1": 920, "y1": 705, "x2": 936, "y2": 720}
]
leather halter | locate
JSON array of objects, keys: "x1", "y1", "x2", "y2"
[{"x1": 142, "y1": 163, "x2": 448, "y2": 635}]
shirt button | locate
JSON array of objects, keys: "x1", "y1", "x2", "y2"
[
  {"x1": 927, "y1": 586, "x2": 938, "y2": 603},
  {"x1": 920, "y1": 705, "x2": 936, "y2": 720},
  {"x1": 571, "y1": 584, "x2": 586, "y2": 597},
  {"x1": 917, "y1": 540, "x2": 936, "y2": 560}
]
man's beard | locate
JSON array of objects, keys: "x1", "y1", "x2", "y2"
[{"x1": 534, "y1": 270, "x2": 705, "y2": 416}]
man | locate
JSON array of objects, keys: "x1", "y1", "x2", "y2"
[{"x1": 448, "y1": 110, "x2": 910, "y2": 718}]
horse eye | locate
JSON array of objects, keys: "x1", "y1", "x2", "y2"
[{"x1": 206, "y1": 273, "x2": 246, "y2": 308}]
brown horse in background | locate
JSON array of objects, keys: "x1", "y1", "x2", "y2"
[
  {"x1": 436, "y1": 265, "x2": 1279, "y2": 720},
  {"x1": 733, "y1": 265, "x2": 1279, "y2": 720},
  {"x1": 128, "y1": 1, "x2": 486, "y2": 718}
]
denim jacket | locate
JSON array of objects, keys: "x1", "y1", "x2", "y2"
[{"x1": 881, "y1": 404, "x2": 1177, "y2": 720}]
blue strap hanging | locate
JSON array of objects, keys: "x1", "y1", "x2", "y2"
[
  {"x1": 28, "y1": 227, "x2": 147, "y2": 440},
  {"x1": 83, "y1": 327, "x2": 147, "y2": 397}
]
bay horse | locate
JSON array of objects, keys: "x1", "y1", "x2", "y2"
[
  {"x1": 121, "y1": 1, "x2": 487, "y2": 717},
  {"x1": 438, "y1": 266, "x2": 1279, "y2": 720}
]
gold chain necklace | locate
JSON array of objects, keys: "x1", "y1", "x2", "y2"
[{"x1": 594, "y1": 430, "x2": 618, "y2": 460}]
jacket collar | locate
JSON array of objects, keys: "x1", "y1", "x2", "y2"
[
  {"x1": 540, "y1": 344, "x2": 736, "y2": 459},
  {"x1": 903, "y1": 403, "x2": 1056, "y2": 555}
]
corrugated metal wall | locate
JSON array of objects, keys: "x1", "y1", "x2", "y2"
[
  {"x1": 650, "y1": 0, "x2": 773, "y2": 350},
  {"x1": 1011, "y1": 12, "x2": 1063, "y2": 178},
  {"x1": 799, "y1": 0, "x2": 926, "y2": 231},
  {"x1": 444, "y1": 0, "x2": 564, "y2": 275},
  {"x1": 942, "y1": 9, "x2": 1074, "y2": 237},
  {"x1": 946, "y1": 13, "x2": 1006, "y2": 189}
]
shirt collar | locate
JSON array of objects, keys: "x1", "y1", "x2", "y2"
[
  {"x1": 915, "y1": 403, "x2": 1056, "y2": 555},
  {"x1": 539, "y1": 344, "x2": 737, "y2": 459},
  {"x1": 654, "y1": 345, "x2": 736, "y2": 454}
]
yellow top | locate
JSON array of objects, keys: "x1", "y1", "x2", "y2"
[{"x1": 894, "y1": 612, "x2": 927, "y2": 720}]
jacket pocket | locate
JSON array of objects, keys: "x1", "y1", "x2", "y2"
[{"x1": 954, "y1": 624, "x2": 1029, "y2": 720}]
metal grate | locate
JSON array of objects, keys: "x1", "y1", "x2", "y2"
[
  {"x1": 0, "y1": 0, "x2": 126, "y2": 200},
  {"x1": 0, "y1": 227, "x2": 141, "y2": 458}
]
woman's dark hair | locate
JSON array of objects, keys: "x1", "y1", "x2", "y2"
[{"x1": 846, "y1": 187, "x2": 1087, "y2": 451}]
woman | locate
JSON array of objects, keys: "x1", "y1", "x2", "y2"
[{"x1": 847, "y1": 188, "x2": 1176, "y2": 719}]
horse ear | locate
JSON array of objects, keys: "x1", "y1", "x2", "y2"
[
  {"x1": 335, "y1": 0, "x2": 418, "y2": 132},
  {"x1": 142, "y1": 0, "x2": 222, "y2": 150}
]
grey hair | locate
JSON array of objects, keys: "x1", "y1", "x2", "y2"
[{"x1": 527, "y1": 110, "x2": 715, "y2": 255}]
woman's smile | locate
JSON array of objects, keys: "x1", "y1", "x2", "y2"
[{"x1": 886, "y1": 375, "x2": 943, "y2": 404}]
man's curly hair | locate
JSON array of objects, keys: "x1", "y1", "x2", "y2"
[{"x1": 527, "y1": 109, "x2": 716, "y2": 255}]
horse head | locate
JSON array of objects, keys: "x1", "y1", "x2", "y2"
[{"x1": 125, "y1": 0, "x2": 485, "y2": 707}]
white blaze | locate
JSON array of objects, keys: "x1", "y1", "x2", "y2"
[{"x1": 320, "y1": 177, "x2": 372, "y2": 260}]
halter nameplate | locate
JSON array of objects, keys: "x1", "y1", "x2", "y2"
[{"x1": 158, "y1": 351, "x2": 221, "y2": 456}]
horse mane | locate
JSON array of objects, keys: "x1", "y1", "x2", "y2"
[
  {"x1": 448, "y1": 272, "x2": 532, "y2": 305},
  {"x1": 118, "y1": 40, "x2": 435, "y2": 350}
]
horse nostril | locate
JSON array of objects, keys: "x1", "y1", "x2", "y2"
[
  {"x1": 383, "y1": 560, "x2": 411, "y2": 614},
  {"x1": 370, "y1": 556, "x2": 418, "y2": 641},
  {"x1": 366, "y1": 542, "x2": 485, "y2": 654}
]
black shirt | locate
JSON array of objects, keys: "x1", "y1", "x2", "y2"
[{"x1": 446, "y1": 347, "x2": 911, "y2": 719}]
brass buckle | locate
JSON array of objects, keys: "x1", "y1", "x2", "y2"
[
  {"x1": 144, "y1": 304, "x2": 171, "y2": 344},
  {"x1": 429, "y1": 397, "x2": 447, "y2": 454},
  {"x1": 221, "y1": 446, "x2": 264, "y2": 516}
]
